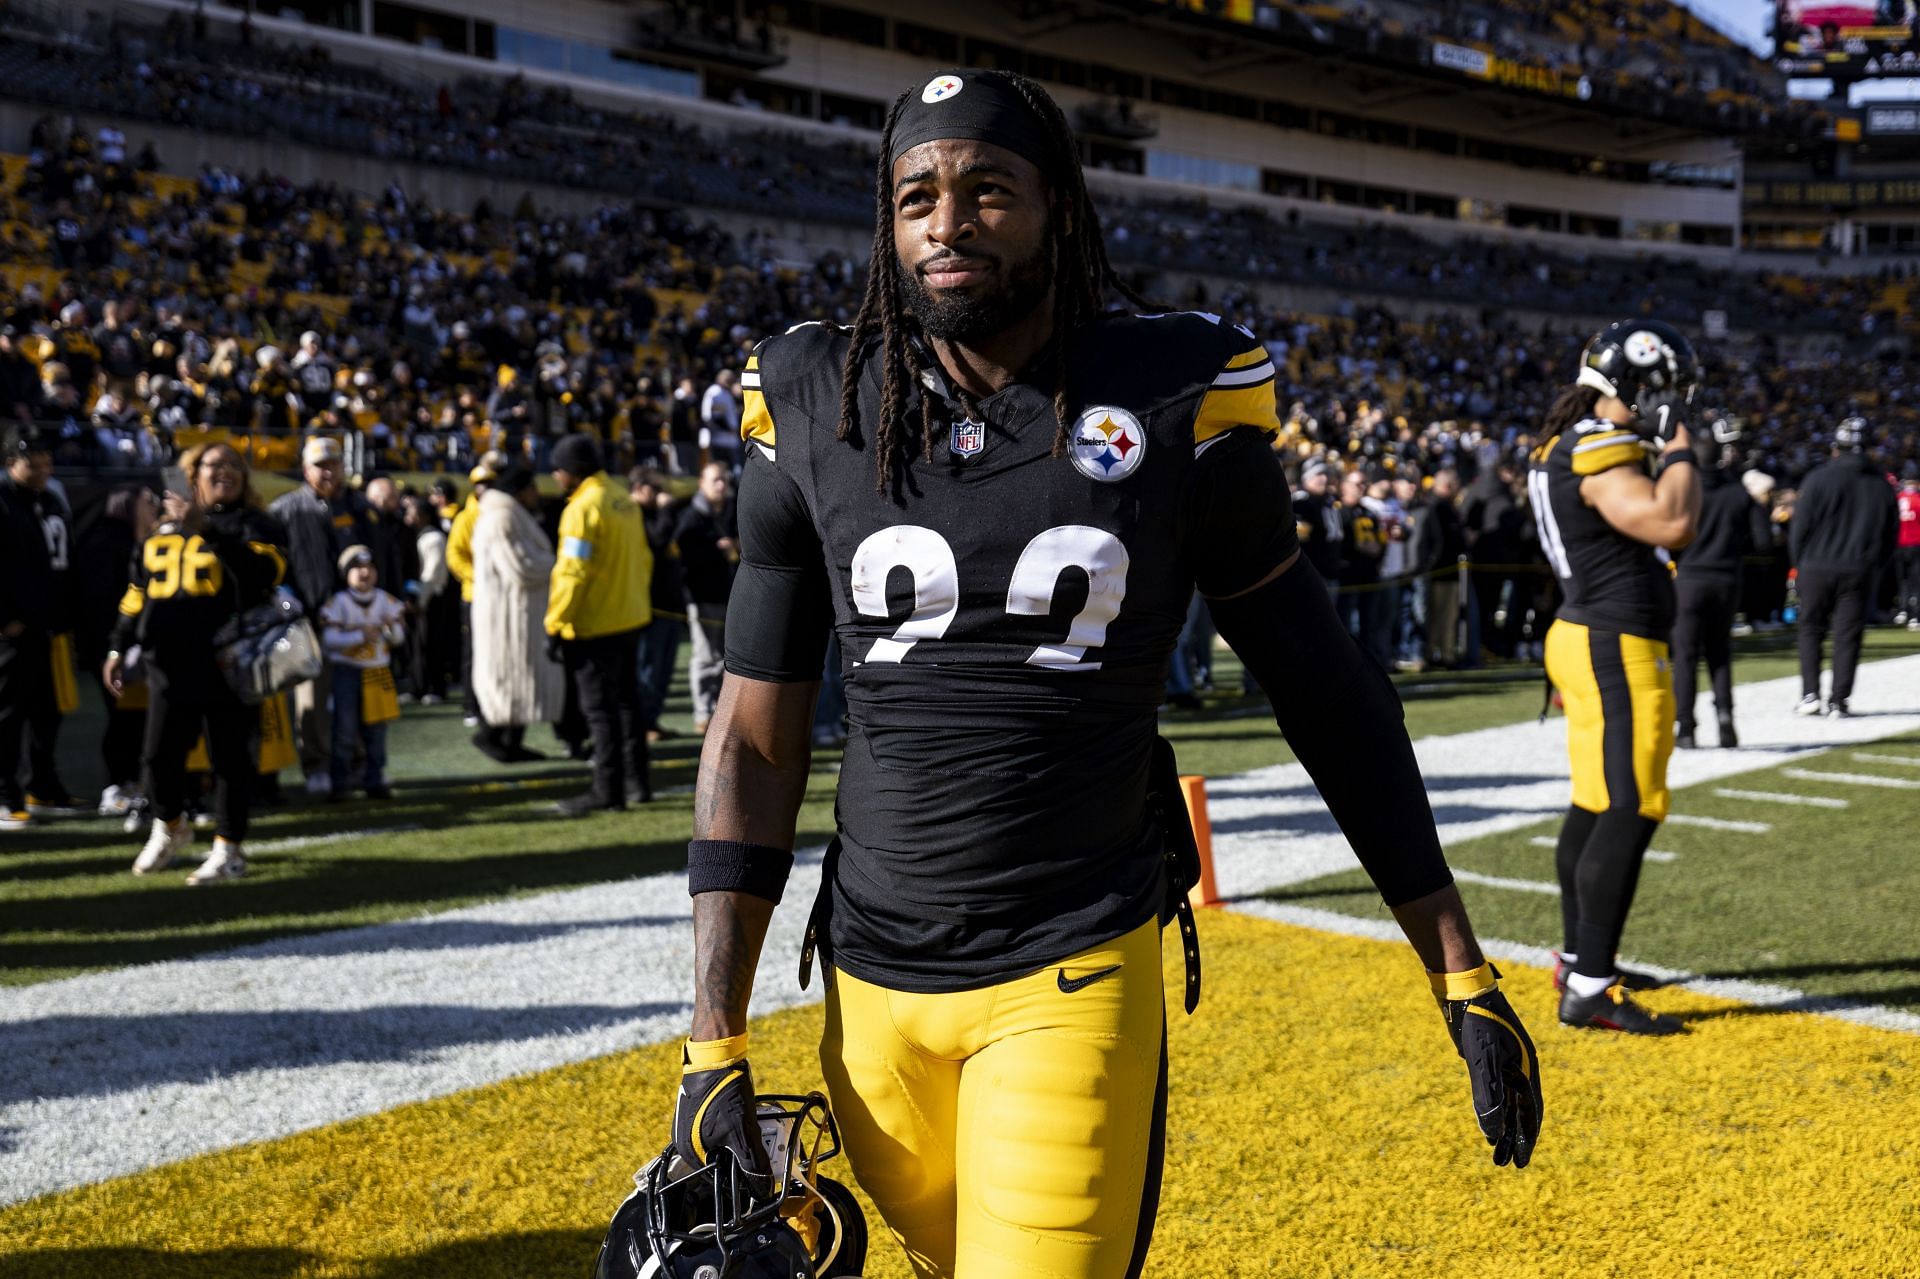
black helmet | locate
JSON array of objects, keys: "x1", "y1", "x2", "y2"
[
  {"x1": 594, "y1": 1093, "x2": 867, "y2": 1279},
  {"x1": 1576, "y1": 320, "x2": 1700, "y2": 422}
]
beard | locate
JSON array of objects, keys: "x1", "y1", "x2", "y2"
[{"x1": 897, "y1": 234, "x2": 1055, "y2": 343}]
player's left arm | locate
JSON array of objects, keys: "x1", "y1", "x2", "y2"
[{"x1": 1183, "y1": 425, "x2": 1542, "y2": 1169}]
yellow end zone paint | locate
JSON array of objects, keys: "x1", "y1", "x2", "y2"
[{"x1": 4, "y1": 911, "x2": 1916, "y2": 1277}]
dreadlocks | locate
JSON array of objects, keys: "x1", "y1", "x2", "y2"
[{"x1": 837, "y1": 71, "x2": 1151, "y2": 493}]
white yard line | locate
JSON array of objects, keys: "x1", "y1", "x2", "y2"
[
  {"x1": 1527, "y1": 835, "x2": 1677, "y2": 862},
  {"x1": 6, "y1": 656, "x2": 1920, "y2": 1206},
  {"x1": 248, "y1": 825, "x2": 425, "y2": 854},
  {"x1": 1665, "y1": 814, "x2": 1770, "y2": 833},
  {"x1": 1450, "y1": 869, "x2": 1560, "y2": 896},
  {"x1": 1782, "y1": 768, "x2": 1920, "y2": 789},
  {"x1": 1850, "y1": 752, "x2": 1920, "y2": 768},
  {"x1": 1711, "y1": 788, "x2": 1848, "y2": 809}
]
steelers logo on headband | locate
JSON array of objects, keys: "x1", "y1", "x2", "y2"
[{"x1": 889, "y1": 69, "x2": 1056, "y2": 173}]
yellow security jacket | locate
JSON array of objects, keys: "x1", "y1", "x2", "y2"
[
  {"x1": 446, "y1": 496, "x2": 480, "y2": 603},
  {"x1": 546, "y1": 471, "x2": 652, "y2": 641}
]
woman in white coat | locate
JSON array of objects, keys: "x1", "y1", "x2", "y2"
[{"x1": 469, "y1": 467, "x2": 564, "y2": 761}]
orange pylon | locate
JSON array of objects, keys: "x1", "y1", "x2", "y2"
[{"x1": 1179, "y1": 774, "x2": 1220, "y2": 908}]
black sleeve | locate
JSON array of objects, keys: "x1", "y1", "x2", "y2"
[
  {"x1": 1177, "y1": 427, "x2": 1302, "y2": 598},
  {"x1": 724, "y1": 447, "x2": 832, "y2": 683}
]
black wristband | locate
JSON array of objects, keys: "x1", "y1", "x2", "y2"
[
  {"x1": 688, "y1": 839, "x2": 795, "y2": 904},
  {"x1": 1659, "y1": 449, "x2": 1696, "y2": 471}
]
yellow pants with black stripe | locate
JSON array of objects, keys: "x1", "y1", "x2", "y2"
[
  {"x1": 820, "y1": 918, "x2": 1167, "y2": 1279},
  {"x1": 1546, "y1": 619, "x2": 1674, "y2": 821}
]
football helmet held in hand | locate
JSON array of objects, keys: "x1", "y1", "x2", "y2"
[
  {"x1": 1576, "y1": 320, "x2": 1699, "y2": 442},
  {"x1": 596, "y1": 1092, "x2": 868, "y2": 1279}
]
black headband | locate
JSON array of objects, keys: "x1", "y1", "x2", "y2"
[{"x1": 887, "y1": 70, "x2": 1057, "y2": 174}]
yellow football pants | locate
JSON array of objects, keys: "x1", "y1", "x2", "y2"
[
  {"x1": 820, "y1": 917, "x2": 1168, "y2": 1279},
  {"x1": 1546, "y1": 619, "x2": 1674, "y2": 821}
]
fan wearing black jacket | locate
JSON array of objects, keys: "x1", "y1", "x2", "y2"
[
  {"x1": 106, "y1": 442, "x2": 288, "y2": 884},
  {"x1": 1672, "y1": 434, "x2": 1754, "y2": 749},
  {"x1": 1789, "y1": 418, "x2": 1898, "y2": 718},
  {"x1": 0, "y1": 431, "x2": 81, "y2": 826}
]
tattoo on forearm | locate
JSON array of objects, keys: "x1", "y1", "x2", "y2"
[{"x1": 691, "y1": 894, "x2": 761, "y2": 1040}]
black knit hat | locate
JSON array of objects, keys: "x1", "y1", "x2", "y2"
[{"x1": 550, "y1": 433, "x2": 603, "y2": 478}]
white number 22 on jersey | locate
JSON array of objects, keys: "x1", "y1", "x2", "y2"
[{"x1": 850, "y1": 524, "x2": 1130, "y2": 670}]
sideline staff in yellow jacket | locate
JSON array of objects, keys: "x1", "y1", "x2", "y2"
[{"x1": 546, "y1": 433, "x2": 652, "y2": 816}]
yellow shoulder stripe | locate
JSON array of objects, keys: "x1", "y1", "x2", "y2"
[
  {"x1": 1225, "y1": 346, "x2": 1270, "y2": 370},
  {"x1": 1195, "y1": 382, "x2": 1284, "y2": 444},
  {"x1": 117, "y1": 584, "x2": 145, "y2": 617},
  {"x1": 742, "y1": 388, "x2": 775, "y2": 449},
  {"x1": 745, "y1": 354, "x2": 759, "y2": 372},
  {"x1": 1571, "y1": 440, "x2": 1648, "y2": 476}
]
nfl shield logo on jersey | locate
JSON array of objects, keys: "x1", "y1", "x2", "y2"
[
  {"x1": 950, "y1": 417, "x2": 985, "y2": 458},
  {"x1": 1068, "y1": 405, "x2": 1147, "y2": 482}
]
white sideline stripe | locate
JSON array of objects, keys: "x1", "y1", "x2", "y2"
[
  {"x1": 8, "y1": 657, "x2": 1920, "y2": 1205},
  {"x1": 1527, "y1": 835, "x2": 1676, "y2": 862},
  {"x1": 1850, "y1": 752, "x2": 1920, "y2": 768},
  {"x1": 249, "y1": 825, "x2": 424, "y2": 855},
  {"x1": 1234, "y1": 903, "x2": 1920, "y2": 1037},
  {"x1": 1665, "y1": 814, "x2": 1771, "y2": 833},
  {"x1": 1711, "y1": 788, "x2": 1849, "y2": 809},
  {"x1": 1451, "y1": 870, "x2": 1559, "y2": 896},
  {"x1": 1782, "y1": 768, "x2": 1920, "y2": 790}
]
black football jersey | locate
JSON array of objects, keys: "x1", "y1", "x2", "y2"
[
  {"x1": 728, "y1": 312, "x2": 1292, "y2": 991},
  {"x1": 114, "y1": 505, "x2": 289, "y2": 665},
  {"x1": 1527, "y1": 419, "x2": 1674, "y2": 636}
]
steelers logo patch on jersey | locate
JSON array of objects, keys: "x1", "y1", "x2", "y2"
[
  {"x1": 1069, "y1": 406, "x2": 1147, "y2": 482},
  {"x1": 922, "y1": 74, "x2": 964, "y2": 103},
  {"x1": 1623, "y1": 330, "x2": 1665, "y2": 366}
]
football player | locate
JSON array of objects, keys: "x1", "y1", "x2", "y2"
[
  {"x1": 671, "y1": 69, "x2": 1542, "y2": 1279},
  {"x1": 1528, "y1": 321, "x2": 1702, "y2": 1035}
]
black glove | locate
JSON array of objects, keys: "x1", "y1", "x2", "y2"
[
  {"x1": 544, "y1": 632, "x2": 565, "y2": 665},
  {"x1": 1433, "y1": 963, "x2": 1543, "y2": 1169},
  {"x1": 1635, "y1": 390, "x2": 1686, "y2": 447},
  {"x1": 672, "y1": 1036, "x2": 775, "y2": 1197}
]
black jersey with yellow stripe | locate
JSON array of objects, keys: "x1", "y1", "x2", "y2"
[
  {"x1": 112, "y1": 505, "x2": 289, "y2": 665},
  {"x1": 1528, "y1": 418, "x2": 1673, "y2": 636},
  {"x1": 734, "y1": 310, "x2": 1291, "y2": 991}
]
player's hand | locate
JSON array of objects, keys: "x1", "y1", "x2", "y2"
[
  {"x1": 1636, "y1": 391, "x2": 1687, "y2": 448},
  {"x1": 1433, "y1": 963, "x2": 1542, "y2": 1169},
  {"x1": 544, "y1": 632, "x2": 564, "y2": 665},
  {"x1": 672, "y1": 1036, "x2": 775, "y2": 1197},
  {"x1": 103, "y1": 652, "x2": 125, "y2": 697}
]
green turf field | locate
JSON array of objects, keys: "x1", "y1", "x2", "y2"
[{"x1": 6, "y1": 629, "x2": 1917, "y2": 987}]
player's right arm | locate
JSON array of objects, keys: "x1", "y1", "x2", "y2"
[
  {"x1": 675, "y1": 359, "x2": 831, "y2": 1189},
  {"x1": 1582, "y1": 420, "x2": 1700, "y2": 548}
]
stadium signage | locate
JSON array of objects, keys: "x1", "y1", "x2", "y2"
[
  {"x1": 1745, "y1": 178, "x2": 1920, "y2": 206},
  {"x1": 1431, "y1": 42, "x2": 1490, "y2": 76},
  {"x1": 1866, "y1": 104, "x2": 1920, "y2": 135}
]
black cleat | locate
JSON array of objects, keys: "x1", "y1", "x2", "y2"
[
  {"x1": 1559, "y1": 982, "x2": 1685, "y2": 1035},
  {"x1": 1552, "y1": 954, "x2": 1668, "y2": 993},
  {"x1": 1717, "y1": 712, "x2": 1738, "y2": 749},
  {"x1": 1827, "y1": 699, "x2": 1853, "y2": 719},
  {"x1": 553, "y1": 792, "x2": 621, "y2": 819},
  {"x1": 1675, "y1": 731, "x2": 1697, "y2": 750}
]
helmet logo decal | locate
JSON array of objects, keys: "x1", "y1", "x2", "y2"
[{"x1": 1623, "y1": 330, "x2": 1665, "y2": 367}]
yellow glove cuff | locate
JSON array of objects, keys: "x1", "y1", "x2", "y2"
[
  {"x1": 1428, "y1": 962, "x2": 1498, "y2": 1002},
  {"x1": 684, "y1": 1032, "x2": 750, "y2": 1073}
]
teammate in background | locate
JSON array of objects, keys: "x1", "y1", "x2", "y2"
[
  {"x1": 1672, "y1": 415, "x2": 1753, "y2": 750},
  {"x1": 1529, "y1": 321, "x2": 1701, "y2": 1036},
  {"x1": 1790, "y1": 417, "x2": 1897, "y2": 718},
  {"x1": 1893, "y1": 465, "x2": 1920, "y2": 630},
  {"x1": 665, "y1": 69, "x2": 1541, "y2": 1279}
]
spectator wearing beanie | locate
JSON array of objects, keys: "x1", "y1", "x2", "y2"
[
  {"x1": 319, "y1": 544, "x2": 406, "y2": 801},
  {"x1": 545, "y1": 434, "x2": 653, "y2": 816}
]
